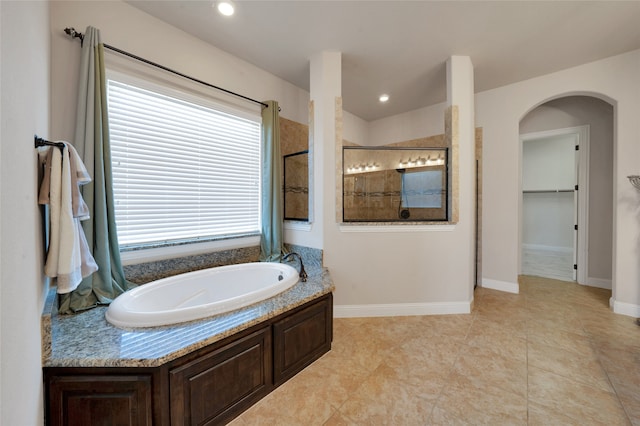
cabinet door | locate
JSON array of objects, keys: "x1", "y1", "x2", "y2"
[
  {"x1": 170, "y1": 327, "x2": 272, "y2": 426},
  {"x1": 273, "y1": 294, "x2": 333, "y2": 385},
  {"x1": 46, "y1": 375, "x2": 152, "y2": 426}
]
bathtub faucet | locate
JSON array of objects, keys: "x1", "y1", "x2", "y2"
[{"x1": 282, "y1": 252, "x2": 308, "y2": 282}]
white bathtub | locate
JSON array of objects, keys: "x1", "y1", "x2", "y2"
[{"x1": 105, "y1": 262, "x2": 299, "y2": 328}]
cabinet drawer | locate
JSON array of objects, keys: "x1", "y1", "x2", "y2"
[
  {"x1": 273, "y1": 294, "x2": 332, "y2": 385},
  {"x1": 170, "y1": 327, "x2": 272, "y2": 425}
]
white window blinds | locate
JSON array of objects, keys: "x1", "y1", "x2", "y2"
[{"x1": 107, "y1": 79, "x2": 261, "y2": 247}]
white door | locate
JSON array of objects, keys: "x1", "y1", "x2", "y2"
[
  {"x1": 521, "y1": 130, "x2": 584, "y2": 282},
  {"x1": 573, "y1": 138, "x2": 579, "y2": 281}
]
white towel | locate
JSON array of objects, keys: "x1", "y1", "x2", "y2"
[
  {"x1": 68, "y1": 144, "x2": 91, "y2": 220},
  {"x1": 39, "y1": 142, "x2": 98, "y2": 294}
]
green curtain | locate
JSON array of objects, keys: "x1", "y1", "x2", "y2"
[
  {"x1": 58, "y1": 26, "x2": 135, "y2": 313},
  {"x1": 259, "y1": 101, "x2": 285, "y2": 262}
]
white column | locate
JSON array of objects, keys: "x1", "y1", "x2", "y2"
[
  {"x1": 308, "y1": 51, "x2": 341, "y2": 249},
  {"x1": 447, "y1": 56, "x2": 478, "y2": 298}
]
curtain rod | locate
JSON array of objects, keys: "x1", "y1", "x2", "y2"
[
  {"x1": 35, "y1": 135, "x2": 65, "y2": 150},
  {"x1": 64, "y1": 27, "x2": 271, "y2": 110}
]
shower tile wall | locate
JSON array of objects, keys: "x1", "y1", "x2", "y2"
[
  {"x1": 343, "y1": 170, "x2": 402, "y2": 221},
  {"x1": 283, "y1": 153, "x2": 309, "y2": 220},
  {"x1": 281, "y1": 117, "x2": 309, "y2": 156},
  {"x1": 342, "y1": 135, "x2": 445, "y2": 221},
  {"x1": 281, "y1": 117, "x2": 309, "y2": 220}
]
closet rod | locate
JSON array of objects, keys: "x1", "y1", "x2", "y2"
[
  {"x1": 64, "y1": 27, "x2": 272, "y2": 110},
  {"x1": 522, "y1": 189, "x2": 574, "y2": 194},
  {"x1": 34, "y1": 135, "x2": 65, "y2": 149}
]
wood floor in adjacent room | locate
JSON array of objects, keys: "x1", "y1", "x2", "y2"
[{"x1": 231, "y1": 276, "x2": 639, "y2": 425}]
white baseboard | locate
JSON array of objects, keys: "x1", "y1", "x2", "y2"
[
  {"x1": 586, "y1": 277, "x2": 612, "y2": 290},
  {"x1": 481, "y1": 278, "x2": 520, "y2": 294},
  {"x1": 611, "y1": 299, "x2": 640, "y2": 318},
  {"x1": 333, "y1": 301, "x2": 471, "y2": 318}
]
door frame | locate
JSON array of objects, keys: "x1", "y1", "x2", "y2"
[{"x1": 519, "y1": 125, "x2": 590, "y2": 284}]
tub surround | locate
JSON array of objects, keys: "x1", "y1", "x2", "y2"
[
  {"x1": 42, "y1": 247, "x2": 333, "y2": 424},
  {"x1": 43, "y1": 267, "x2": 331, "y2": 368},
  {"x1": 123, "y1": 245, "x2": 261, "y2": 284},
  {"x1": 44, "y1": 283, "x2": 333, "y2": 425},
  {"x1": 123, "y1": 243, "x2": 320, "y2": 284},
  {"x1": 41, "y1": 245, "x2": 334, "y2": 367},
  {"x1": 105, "y1": 262, "x2": 300, "y2": 328}
]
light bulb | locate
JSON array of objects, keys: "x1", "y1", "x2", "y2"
[{"x1": 217, "y1": 1, "x2": 235, "y2": 16}]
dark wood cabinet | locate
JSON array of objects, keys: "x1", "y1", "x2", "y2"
[
  {"x1": 170, "y1": 327, "x2": 272, "y2": 426},
  {"x1": 44, "y1": 293, "x2": 332, "y2": 426},
  {"x1": 273, "y1": 294, "x2": 332, "y2": 385},
  {"x1": 46, "y1": 374, "x2": 153, "y2": 426}
]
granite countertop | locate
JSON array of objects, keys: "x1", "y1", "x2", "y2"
[{"x1": 42, "y1": 266, "x2": 333, "y2": 368}]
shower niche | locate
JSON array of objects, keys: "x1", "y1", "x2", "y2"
[{"x1": 342, "y1": 147, "x2": 448, "y2": 222}]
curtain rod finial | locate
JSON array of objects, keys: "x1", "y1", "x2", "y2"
[{"x1": 64, "y1": 27, "x2": 84, "y2": 41}]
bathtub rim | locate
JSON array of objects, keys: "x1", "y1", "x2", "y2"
[{"x1": 105, "y1": 262, "x2": 299, "y2": 329}]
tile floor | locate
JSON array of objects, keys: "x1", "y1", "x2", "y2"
[{"x1": 231, "y1": 275, "x2": 640, "y2": 425}]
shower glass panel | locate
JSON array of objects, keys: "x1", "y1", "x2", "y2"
[
  {"x1": 283, "y1": 150, "x2": 309, "y2": 221},
  {"x1": 342, "y1": 147, "x2": 448, "y2": 222}
]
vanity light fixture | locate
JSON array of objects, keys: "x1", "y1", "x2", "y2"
[
  {"x1": 346, "y1": 162, "x2": 380, "y2": 174},
  {"x1": 379, "y1": 94, "x2": 389, "y2": 103},
  {"x1": 396, "y1": 154, "x2": 445, "y2": 170},
  {"x1": 216, "y1": 0, "x2": 235, "y2": 16}
]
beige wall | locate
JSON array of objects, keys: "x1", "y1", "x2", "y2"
[
  {"x1": 5, "y1": 3, "x2": 636, "y2": 424},
  {"x1": 477, "y1": 49, "x2": 640, "y2": 315},
  {"x1": 326, "y1": 57, "x2": 476, "y2": 314},
  {"x1": 49, "y1": 1, "x2": 310, "y2": 142},
  {"x1": 0, "y1": 1, "x2": 50, "y2": 424},
  {"x1": 46, "y1": 3, "x2": 640, "y2": 323}
]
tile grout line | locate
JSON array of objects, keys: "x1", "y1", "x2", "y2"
[
  {"x1": 579, "y1": 309, "x2": 634, "y2": 424},
  {"x1": 243, "y1": 277, "x2": 636, "y2": 425},
  {"x1": 425, "y1": 303, "x2": 481, "y2": 423},
  {"x1": 325, "y1": 317, "x2": 423, "y2": 425},
  {"x1": 522, "y1": 275, "x2": 635, "y2": 424}
]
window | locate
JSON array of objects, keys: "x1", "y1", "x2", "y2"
[
  {"x1": 401, "y1": 170, "x2": 444, "y2": 209},
  {"x1": 107, "y1": 77, "x2": 261, "y2": 248}
]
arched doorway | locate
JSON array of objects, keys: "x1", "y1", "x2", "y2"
[{"x1": 519, "y1": 95, "x2": 614, "y2": 288}]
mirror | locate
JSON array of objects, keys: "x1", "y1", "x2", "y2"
[
  {"x1": 283, "y1": 150, "x2": 309, "y2": 221},
  {"x1": 343, "y1": 147, "x2": 448, "y2": 222}
]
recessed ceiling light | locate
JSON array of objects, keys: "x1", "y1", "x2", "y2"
[
  {"x1": 216, "y1": 1, "x2": 235, "y2": 16},
  {"x1": 379, "y1": 94, "x2": 389, "y2": 103}
]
